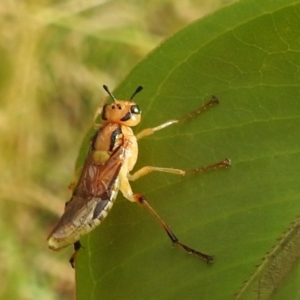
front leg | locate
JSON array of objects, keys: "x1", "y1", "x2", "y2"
[
  {"x1": 136, "y1": 95, "x2": 218, "y2": 140},
  {"x1": 136, "y1": 120, "x2": 178, "y2": 140}
]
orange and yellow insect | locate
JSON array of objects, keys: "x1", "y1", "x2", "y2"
[{"x1": 47, "y1": 85, "x2": 230, "y2": 268}]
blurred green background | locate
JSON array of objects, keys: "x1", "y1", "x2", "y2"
[{"x1": 0, "y1": 1, "x2": 232, "y2": 299}]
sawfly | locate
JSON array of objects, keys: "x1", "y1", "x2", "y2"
[{"x1": 47, "y1": 85, "x2": 230, "y2": 268}]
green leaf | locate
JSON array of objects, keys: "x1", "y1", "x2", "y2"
[{"x1": 75, "y1": 0, "x2": 300, "y2": 299}]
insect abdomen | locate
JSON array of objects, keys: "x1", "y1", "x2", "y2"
[{"x1": 48, "y1": 182, "x2": 119, "y2": 251}]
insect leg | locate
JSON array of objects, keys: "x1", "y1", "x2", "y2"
[
  {"x1": 136, "y1": 96, "x2": 218, "y2": 140},
  {"x1": 128, "y1": 158, "x2": 230, "y2": 181},
  {"x1": 133, "y1": 194, "x2": 214, "y2": 263},
  {"x1": 69, "y1": 240, "x2": 81, "y2": 268},
  {"x1": 67, "y1": 166, "x2": 83, "y2": 191},
  {"x1": 93, "y1": 96, "x2": 107, "y2": 128},
  {"x1": 184, "y1": 157, "x2": 231, "y2": 175}
]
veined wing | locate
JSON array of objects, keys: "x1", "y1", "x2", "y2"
[{"x1": 48, "y1": 144, "x2": 125, "y2": 250}]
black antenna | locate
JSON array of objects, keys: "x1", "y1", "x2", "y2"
[
  {"x1": 130, "y1": 86, "x2": 143, "y2": 100},
  {"x1": 103, "y1": 85, "x2": 116, "y2": 101}
]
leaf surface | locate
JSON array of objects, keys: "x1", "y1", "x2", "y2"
[{"x1": 76, "y1": 1, "x2": 300, "y2": 299}]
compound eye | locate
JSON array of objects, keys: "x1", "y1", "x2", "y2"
[{"x1": 130, "y1": 105, "x2": 140, "y2": 114}]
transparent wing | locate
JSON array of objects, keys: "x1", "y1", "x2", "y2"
[{"x1": 48, "y1": 144, "x2": 124, "y2": 240}]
